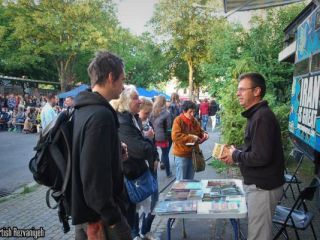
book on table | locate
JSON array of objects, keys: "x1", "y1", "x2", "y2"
[
  {"x1": 155, "y1": 200, "x2": 198, "y2": 215},
  {"x1": 206, "y1": 181, "x2": 243, "y2": 196},
  {"x1": 197, "y1": 201, "x2": 240, "y2": 214},
  {"x1": 172, "y1": 181, "x2": 202, "y2": 191},
  {"x1": 165, "y1": 190, "x2": 190, "y2": 201},
  {"x1": 188, "y1": 190, "x2": 204, "y2": 200}
]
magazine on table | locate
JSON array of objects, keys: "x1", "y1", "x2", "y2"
[
  {"x1": 165, "y1": 190, "x2": 190, "y2": 201},
  {"x1": 205, "y1": 181, "x2": 243, "y2": 196},
  {"x1": 197, "y1": 201, "x2": 240, "y2": 214},
  {"x1": 188, "y1": 190, "x2": 204, "y2": 200},
  {"x1": 172, "y1": 181, "x2": 203, "y2": 191},
  {"x1": 155, "y1": 200, "x2": 198, "y2": 215}
]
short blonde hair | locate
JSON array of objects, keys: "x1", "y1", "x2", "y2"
[
  {"x1": 139, "y1": 97, "x2": 153, "y2": 113},
  {"x1": 110, "y1": 85, "x2": 138, "y2": 113}
]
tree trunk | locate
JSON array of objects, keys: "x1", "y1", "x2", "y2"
[
  {"x1": 58, "y1": 60, "x2": 73, "y2": 92},
  {"x1": 187, "y1": 59, "x2": 194, "y2": 101}
]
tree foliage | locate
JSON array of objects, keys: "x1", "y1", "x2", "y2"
[
  {"x1": 206, "y1": 4, "x2": 305, "y2": 153},
  {"x1": 151, "y1": 0, "x2": 216, "y2": 99},
  {"x1": 0, "y1": 0, "x2": 170, "y2": 91},
  {"x1": 1, "y1": 0, "x2": 119, "y2": 91}
]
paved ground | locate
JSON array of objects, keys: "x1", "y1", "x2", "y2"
[
  {"x1": 1, "y1": 125, "x2": 319, "y2": 240},
  {"x1": 0, "y1": 131, "x2": 37, "y2": 195},
  {"x1": 0, "y1": 127, "x2": 223, "y2": 239}
]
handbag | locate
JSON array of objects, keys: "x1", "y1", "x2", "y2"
[
  {"x1": 192, "y1": 146, "x2": 206, "y2": 172},
  {"x1": 124, "y1": 169, "x2": 158, "y2": 204}
]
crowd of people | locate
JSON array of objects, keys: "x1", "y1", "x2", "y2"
[
  {"x1": 0, "y1": 93, "x2": 74, "y2": 133},
  {"x1": 3, "y1": 50, "x2": 285, "y2": 240}
]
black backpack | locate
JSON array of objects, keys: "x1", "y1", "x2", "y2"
[{"x1": 29, "y1": 109, "x2": 74, "y2": 233}]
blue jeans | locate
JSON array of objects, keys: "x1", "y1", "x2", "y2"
[
  {"x1": 174, "y1": 156, "x2": 195, "y2": 180},
  {"x1": 126, "y1": 202, "x2": 139, "y2": 238},
  {"x1": 140, "y1": 212, "x2": 155, "y2": 235},
  {"x1": 161, "y1": 146, "x2": 171, "y2": 176},
  {"x1": 201, "y1": 114, "x2": 209, "y2": 131}
]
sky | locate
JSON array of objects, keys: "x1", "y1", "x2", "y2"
[
  {"x1": 115, "y1": 0, "x2": 252, "y2": 35},
  {"x1": 115, "y1": 0, "x2": 158, "y2": 35}
]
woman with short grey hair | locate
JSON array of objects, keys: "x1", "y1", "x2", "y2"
[{"x1": 111, "y1": 85, "x2": 159, "y2": 240}]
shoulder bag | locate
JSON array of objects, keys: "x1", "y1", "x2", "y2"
[{"x1": 124, "y1": 169, "x2": 158, "y2": 204}]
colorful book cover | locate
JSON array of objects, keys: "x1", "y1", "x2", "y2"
[
  {"x1": 212, "y1": 143, "x2": 230, "y2": 159},
  {"x1": 172, "y1": 181, "x2": 202, "y2": 190},
  {"x1": 188, "y1": 190, "x2": 204, "y2": 200},
  {"x1": 220, "y1": 185, "x2": 243, "y2": 196},
  {"x1": 185, "y1": 182, "x2": 202, "y2": 190},
  {"x1": 165, "y1": 190, "x2": 190, "y2": 201},
  {"x1": 155, "y1": 200, "x2": 198, "y2": 215},
  {"x1": 197, "y1": 201, "x2": 239, "y2": 214},
  {"x1": 202, "y1": 193, "x2": 226, "y2": 202}
]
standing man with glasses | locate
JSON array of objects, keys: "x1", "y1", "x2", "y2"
[{"x1": 220, "y1": 72, "x2": 284, "y2": 240}]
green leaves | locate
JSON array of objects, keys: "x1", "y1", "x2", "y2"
[
  {"x1": 151, "y1": 0, "x2": 216, "y2": 98},
  {"x1": 0, "y1": 0, "x2": 170, "y2": 91}
]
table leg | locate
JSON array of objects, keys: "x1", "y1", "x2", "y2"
[
  {"x1": 167, "y1": 218, "x2": 175, "y2": 240},
  {"x1": 230, "y1": 219, "x2": 246, "y2": 240},
  {"x1": 230, "y1": 219, "x2": 239, "y2": 240}
]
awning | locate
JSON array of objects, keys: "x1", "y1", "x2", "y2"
[
  {"x1": 224, "y1": 0, "x2": 303, "y2": 13},
  {"x1": 137, "y1": 87, "x2": 170, "y2": 100},
  {"x1": 58, "y1": 84, "x2": 90, "y2": 99}
]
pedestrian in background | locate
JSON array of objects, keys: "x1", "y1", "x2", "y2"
[
  {"x1": 209, "y1": 98, "x2": 219, "y2": 131},
  {"x1": 172, "y1": 101, "x2": 209, "y2": 180},
  {"x1": 40, "y1": 93, "x2": 57, "y2": 129},
  {"x1": 199, "y1": 98, "x2": 209, "y2": 131},
  {"x1": 151, "y1": 95, "x2": 172, "y2": 178}
]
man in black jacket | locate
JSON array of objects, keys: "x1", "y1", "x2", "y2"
[
  {"x1": 72, "y1": 51, "x2": 131, "y2": 240},
  {"x1": 221, "y1": 73, "x2": 284, "y2": 240}
]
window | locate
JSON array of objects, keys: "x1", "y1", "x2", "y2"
[
  {"x1": 294, "y1": 58, "x2": 309, "y2": 76},
  {"x1": 311, "y1": 52, "x2": 320, "y2": 73}
]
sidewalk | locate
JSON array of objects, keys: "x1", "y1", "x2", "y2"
[
  {"x1": 2, "y1": 127, "x2": 318, "y2": 239},
  {"x1": 0, "y1": 128, "x2": 224, "y2": 239}
]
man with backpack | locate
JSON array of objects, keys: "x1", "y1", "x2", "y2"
[{"x1": 72, "y1": 51, "x2": 131, "y2": 239}]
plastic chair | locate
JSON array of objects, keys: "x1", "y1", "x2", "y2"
[
  {"x1": 273, "y1": 178, "x2": 319, "y2": 240},
  {"x1": 281, "y1": 149, "x2": 304, "y2": 201}
]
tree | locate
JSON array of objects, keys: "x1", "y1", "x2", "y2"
[
  {"x1": 151, "y1": 0, "x2": 216, "y2": 99},
  {"x1": 204, "y1": 4, "x2": 305, "y2": 154},
  {"x1": 2, "y1": 0, "x2": 119, "y2": 91},
  {"x1": 108, "y1": 30, "x2": 171, "y2": 87}
]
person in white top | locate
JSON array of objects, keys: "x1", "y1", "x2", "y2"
[{"x1": 40, "y1": 93, "x2": 58, "y2": 129}]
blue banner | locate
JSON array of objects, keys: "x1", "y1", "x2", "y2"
[{"x1": 290, "y1": 7, "x2": 320, "y2": 153}]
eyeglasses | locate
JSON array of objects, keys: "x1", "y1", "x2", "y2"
[{"x1": 237, "y1": 87, "x2": 256, "y2": 93}]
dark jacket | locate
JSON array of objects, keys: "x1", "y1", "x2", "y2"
[
  {"x1": 232, "y1": 101, "x2": 285, "y2": 190},
  {"x1": 71, "y1": 91, "x2": 128, "y2": 226},
  {"x1": 151, "y1": 108, "x2": 172, "y2": 142},
  {"x1": 118, "y1": 111, "x2": 157, "y2": 179},
  {"x1": 209, "y1": 100, "x2": 219, "y2": 116}
]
